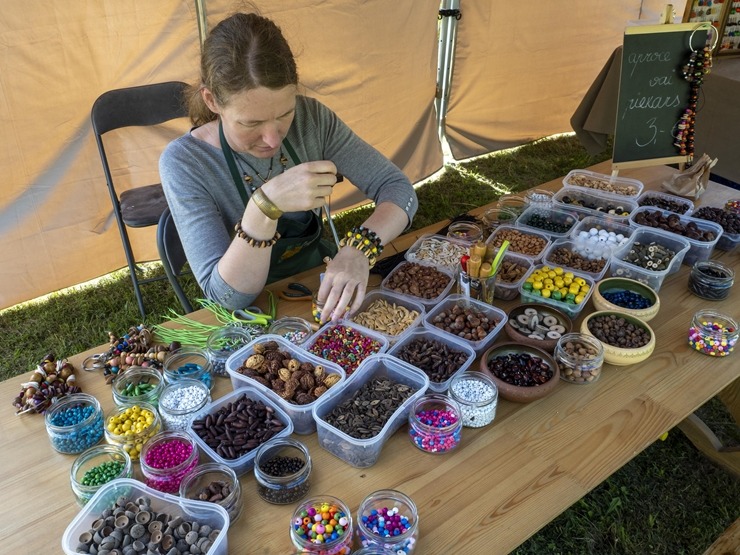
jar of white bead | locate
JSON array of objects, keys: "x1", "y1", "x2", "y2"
[
  {"x1": 448, "y1": 371, "x2": 498, "y2": 428},
  {"x1": 158, "y1": 378, "x2": 211, "y2": 431}
]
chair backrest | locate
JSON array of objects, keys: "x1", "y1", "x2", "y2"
[{"x1": 157, "y1": 206, "x2": 194, "y2": 313}]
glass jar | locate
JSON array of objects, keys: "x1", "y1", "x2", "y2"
[
  {"x1": 408, "y1": 394, "x2": 462, "y2": 454},
  {"x1": 269, "y1": 317, "x2": 314, "y2": 346},
  {"x1": 111, "y1": 366, "x2": 164, "y2": 408},
  {"x1": 140, "y1": 430, "x2": 199, "y2": 493},
  {"x1": 158, "y1": 378, "x2": 211, "y2": 432},
  {"x1": 45, "y1": 393, "x2": 105, "y2": 454},
  {"x1": 497, "y1": 194, "x2": 526, "y2": 216},
  {"x1": 725, "y1": 198, "x2": 740, "y2": 214},
  {"x1": 356, "y1": 489, "x2": 419, "y2": 554},
  {"x1": 555, "y1": 333, "x2": 605, "y2": 384},
  {"x1": 355, "y1": 548, "x2": 396, "y2": 555},
  {"x1": 206, "y1": 326, "x2": 252, "y2": 377},
  {"x1": 290, "y1": 495, "x2": 353, "y2": 554},
  {"x1": 688, "y1": 261, "x2": 735, "y2": 301},
  {"x1": 448, "y1": 371, "x2": 498, "y2": 428},
  {"x1": 254, "y1": 438, "x2": 311, "y2": 505},
  {"x1": 70, "y1": 444, "x2": 132, "y2": 506},
  {"x1": 524, "y1": 188, "x2": 554, "y2": 207},
  {"x1": 180, "y1": 462, "x2": 243, "y2": 523},
  {"x1": 163, "y1": 347, "x2": 213, "y2": 390},
  {"x1": 480, "y1": 207, "x2": 517, "y2": 235},
  {"x1": 104, "y1": 401, "x2": 161, "y2": 461},
  {"x1": 446, "y1": 221, "x2": 483, "y2": 243},
  {"x1": 688, "y1": 310, "x2": 739, "y2": 357}
]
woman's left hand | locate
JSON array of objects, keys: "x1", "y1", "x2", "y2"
[{"x1": 316, "y1": 246, "x2": 370, "y2": 323}]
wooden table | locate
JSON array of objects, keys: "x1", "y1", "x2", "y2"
[{"x1": 1, "y1": 162, "x2": 738, "y2": 554}]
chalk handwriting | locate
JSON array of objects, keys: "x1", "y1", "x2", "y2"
[{"x1": 627, "y1": 51, "x2": 671, "y2": 78}]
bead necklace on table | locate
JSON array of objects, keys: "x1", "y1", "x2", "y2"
[
  {"x1": 674, "y1": 36, "x2": 714, "y2": 160},
  {"x1": 234, "y1": 150, "x2": 288, "y2": 193}
]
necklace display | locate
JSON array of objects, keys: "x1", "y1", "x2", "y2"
[
  {"x1": 235, "y1": 150, "x2": 288, "y2": 193},
  {"x1": 674, "y1": 42, "x2": 713, "y2": 160}
]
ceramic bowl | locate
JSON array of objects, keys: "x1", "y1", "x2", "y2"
[
  {"x1": 580, "y1": 311, "x2": 656, "y2": 366},
  {"x1": 479, "y1": 342, "x2": 560, "y2": 403},
  {"x1": 592, "y1": 277, "x2": 660, "y2": 322},
  {"x1": 504, "y1": 303, "x2": 573, "y2": 353}
]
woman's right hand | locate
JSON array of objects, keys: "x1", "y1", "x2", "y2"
[{"x1": 262, "y1": 160, "x2": 339, "y2": 213}]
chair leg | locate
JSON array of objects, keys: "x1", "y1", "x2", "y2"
[{"x1": 116, "y1": 219, "x2": 147, "y2": 319}]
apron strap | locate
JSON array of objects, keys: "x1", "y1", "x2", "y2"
[{"x1": 218, "y1": 120, "x2": 250, "y2": 207}]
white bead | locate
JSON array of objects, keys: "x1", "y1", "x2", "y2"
[{"x1": 589, "y1": 228, "x2": 598, "y2": 235}]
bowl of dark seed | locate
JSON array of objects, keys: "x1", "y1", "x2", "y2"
[
  {"x1": 581, "y1": 311, "x2": 656, "y2": 366},
  {"x1": 504, "y1": 303, "x2": 572, "y2": 353},
  {"x1": 180, "y1": 462, "x2": 243, "y2": 523},
  {"x1": 480, "y1": 343, "x2": 560, "y2": 403},
  {"x1": 592, "y1": 277, "x2": 660, "y2": 322}
]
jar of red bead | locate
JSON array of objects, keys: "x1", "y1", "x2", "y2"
[
  {"x1": 356, "y1": 489, "x2": 419, "y2": 554},
  {"x1": 688, "y1": 310, "x2": 738, "y2": 357},
  {"x1": 140, "y1": 430, "x2": 199, "y2": 493},
  {"x1": 290, "y1": 496, "x2": 353, "y2": 554},
  {"x1": 408, "y1": 393, "x2": 462, "y2": 454}
]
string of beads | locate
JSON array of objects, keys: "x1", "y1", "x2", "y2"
[
  {"x1": 675, "y1": 45, "x2": 712, "y2": 158},
  {"x1": 339, "y1": 226, "x2": 384, "y2": 269},
  {"x1": 234, "y1": 222, "x2": 281, "y2": 248}
]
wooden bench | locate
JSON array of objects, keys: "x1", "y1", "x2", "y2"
[{"x1": 702, "y1": 517, "x2": 740, "y2": 555}]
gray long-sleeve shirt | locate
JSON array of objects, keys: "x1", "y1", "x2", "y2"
[{"x1": 159, "y1": 95, "x2": 418, "y2": 309}]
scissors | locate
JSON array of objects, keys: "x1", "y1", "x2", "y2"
[
  {"x1": 232, "y1": 305, "x2": 272, "y2": 326},
  {"x1": 278, "y1": 282, "x2": 313, "y2": 301}
]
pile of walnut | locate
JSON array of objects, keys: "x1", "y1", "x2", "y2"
[{"x1": 236, "y1": 340, "x2": 341, "y2": 404}]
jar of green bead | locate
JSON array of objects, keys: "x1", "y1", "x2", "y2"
[
  {"x1": 111, "y1": 366, "x2": 164, "y2": 408},
  {"x1": 69, "y1": 444, "x2": 132, "y2": 506}
]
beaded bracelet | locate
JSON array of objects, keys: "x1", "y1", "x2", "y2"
[
  {"x1": 234, "y1": 222, "x2": 281, "y2": 248},
  {"x1": 339, "y1": 226, "x2": 384, "y2": 268}
]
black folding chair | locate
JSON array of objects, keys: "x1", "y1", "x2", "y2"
[
  {"x1": 91, "y1": 81, "x2": 189, "y2": 318},
  {"x1": 157, "y1": 206, "x2": 195, "y2": 314}
]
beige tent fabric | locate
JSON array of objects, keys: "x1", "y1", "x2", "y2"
[
  {"x1": 0, "y1": 0, "x2": 442, "y2": 309},
  {"x1": 444, "y1": 0, "x2": 687, "y2": 160}
]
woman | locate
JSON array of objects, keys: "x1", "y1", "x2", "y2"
[{"x1": 160, "y1": 12, "x2": 417, "y2": 321}]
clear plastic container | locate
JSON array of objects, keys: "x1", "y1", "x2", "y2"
[
  {"x1": 226, "y1": 334, "x2": 347, "y2": 435},
  {"x1": 484, "y1": 250, "x2": 533, "y2": 302},
  {"x1": 688, "y1": 310, "x2": 739, "y2": 357},
  {"x1": 69, "y1": 444, "x2": 132, "y2": 506},
  {"x1": 404, "y1": 233, "x2": 470, "y2": 272},
  {"x1": 158, "y1": 378, "x2": 211, "y2": 432},
  {"x1": 111, "y1": 366, "x2": 164, "y2": 408},
  {"x1": 61, "y1": 478, "x2": 230, "y2": 555},
  {"x1": 356, "y1": 490, "x2": 419, "y2": 553},
  {"x1": 380, "y1": 259, "x2": 456, "y2": 309},
  {"x1": 515, "y1": 205, "x2": 580, "y2": 239},
  {"x1": 523, "y1": 188, "x2": 554, "y2": 208},
  {"x1": 290, "y1": 495, "x2": 353, "y2": 554},
  {"x1": 480, "y1": 207, "x2": 518, "y2": 235},
  {"x1": 609, "y1": 227, "x2": 691, "y2": 291},
  {"x1": 446, "y1": 221, "x2": 483, "y2": 243},
  {"x1": 628, "y1": 205, "x2": 724, "y2": 266},
  {"x1": 305, "y1": 321, "x2": 390, "y2": 378},
  {"x1": 140, "y1": 430, "x2": 199, "y2": 493},
  {"x1": 497, "y1": 194, "x2": 527, "y2": 216},
  {"x1": 555, "y1": 333, "x2": 605, "y2": 385},
  {"x1": 312, "y1": 354, "x2": 430, "y2": 468},
  {"x1": 542, "y1": 238, "x2": 612, "y2": 282},
  {"x1": 408, "y1": 394, "x2": 462, "y2": 454},
  {"x1": 485, "y1": 224, "x2": 552, "y2": 263},
  {"x1": 104, "y1": 401, "x2": 161, "y2": 461},
  {"x1": 387, "y1": 327, "x2": 476, "y2": 393},
  {"x1": 180, "y1": 462, "x2": 242, "y2": 523},
  {"x1": 268, "y1": 317, "x2": 314, "y2": 346},
  {"x1": 553, "y1": 187, "x2": 638, "y2": 221},
  {"x1": 253, "y1": 437, "x2": 311, "y2": 505},
  {"x1": 350, "y1": 289, "x2": 425, "y2": 344},
  {"x1": 518, "y1": 265, "x2": 596, "y2": 319},
  {"x1": 637, "y1": 190, "x2": 694, "y2": 215},
  {"x1": 163, "y1": 347, "x2": 214, "y2": 390},
  {"x1": 189, "y1": 386, "x2": 294, "y2": 475},
  {"x1": 206, "y1": 326, "x2": 252, "y2": 377},
  {"x1": 688, "y1": 260, "x2": 735, "y2": 301},
  {"x1": 569, "y1": 215, "x2": 634, "y2": 245},
  {"x1": 45, "y1": 393, "x2": 105, "y2": 454},
  {"x1": 448, "y1": 371, "x2": 498, "y2": 428},
  {"x1": 562, "y1": 169, "x2": 644, "y2": 198}
]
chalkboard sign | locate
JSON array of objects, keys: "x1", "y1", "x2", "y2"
[{"x1": 613, "y1": 23, "x2": 710, "y2": 170}]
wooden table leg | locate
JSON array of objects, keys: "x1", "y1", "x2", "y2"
[{"x1": 678, "y1": 377, "x2": 740, "y2": 477}]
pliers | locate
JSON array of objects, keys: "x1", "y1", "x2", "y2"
[
  {"x1": 278, "y1": 282, "x2": 313, "y2": 301},
  {"x1": 232, "y1": 306, "x2": 272, "y2": 326}
]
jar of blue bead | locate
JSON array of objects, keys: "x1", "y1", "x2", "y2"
[
  {"x1": 163, "y1": 347, "x2": 214, "y2": 390},
  {"x1": 45, "y1": 393, "x2": 105, "y2": 454},
  {"x1": 356, "y1": 489, "x2": 419, "y2": 554}
]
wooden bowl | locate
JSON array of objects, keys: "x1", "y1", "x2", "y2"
[
  {"x1": 479, "y1": 342, "x2": 560, "y2": 403},
  {"x1": 592, "y1": 277, "x2": 660, "y2": 322},
  {"x1": 504, "y1": 303, "x2": 573, "y2": 353},
  {"x1": 580, "y1": 311, "x2": 656, "y2": 366}
]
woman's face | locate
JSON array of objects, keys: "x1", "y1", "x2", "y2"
[{"x1": 205, "y1": 85, "x2": 297, "y2": 159}]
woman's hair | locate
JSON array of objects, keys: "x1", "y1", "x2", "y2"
[{"x1": 188, "y1": 12, "x2": 298, "y2": 126}]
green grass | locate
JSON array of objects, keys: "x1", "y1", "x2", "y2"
[{"x1": 2, "y1": 133, "x2": 738, "y2": 553}]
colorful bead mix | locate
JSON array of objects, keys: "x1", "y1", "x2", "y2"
[
  {"x1": 522, "y1": 266, "x2": 590, "y2": 304},
  {"x1": 688, "y1": 311, "x2": 738, "y2": 357},
  {"x1": 292, "y1": 499, "x2": 353, "y2": 554},
  {"x1": 359, "y1": 507, "x2": 416, "y2": 553},
  {"x1": 308, "y1": 324, "x2": 383, "y2": 376},
  {"x1": 408, "y1": 395, "x2": 462, "y2": 454},
  {"x1": 141, "y1": 432, "x2": 198, "y2": 493}
]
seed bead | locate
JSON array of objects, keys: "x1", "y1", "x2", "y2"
[{"x1": 449, "y1": 376, "x2": 497, "y2": 427}]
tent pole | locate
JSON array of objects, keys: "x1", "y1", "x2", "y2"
[
  {"x1": 194, "y1": 0, "x2": 208, "y2": 47},
  {"x1": 436, "y1": 0, "x2": 461, "y2": 154}
]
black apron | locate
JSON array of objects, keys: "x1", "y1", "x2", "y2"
[{"x1": 219, "y1": 122, "x2": 337, "y2": 283}]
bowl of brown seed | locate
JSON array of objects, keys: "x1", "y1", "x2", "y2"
[
  {"x1": 580, "y1": 311, "x2": 656, "y2": 366},
  {"x1": 504, "y1": 303, "x2": 572, "y2": 353}
]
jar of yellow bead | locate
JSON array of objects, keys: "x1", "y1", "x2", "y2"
[
  {"x1": 104, "y1": 402, "x2": 161, "y2": 461},
  {"x1": 519, "y1": 265, "x2": 595, "y2": 318}
]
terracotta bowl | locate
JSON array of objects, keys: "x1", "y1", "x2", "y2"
[
  {"x1": 580, "y1": 310, "x2": 656, "y2": 366},
  {"x1": 504, "y1": 303, "x2": 573, "y2": 353},
  {"x1": 479, "y1": 342, "x2": 560, "y2": 403},
  {"x1": 592, "y1": 277, "x2": 660, "y2": 322}
]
